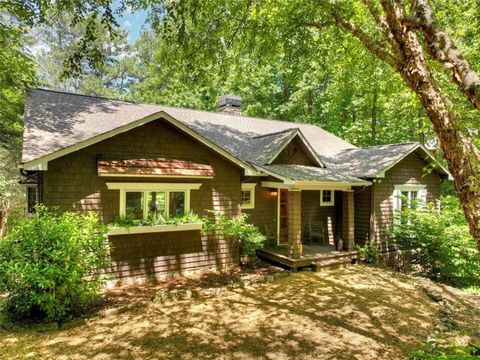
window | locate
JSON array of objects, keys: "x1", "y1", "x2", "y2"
[
  {"x1": 26, "y1": 185, "x2": 38, "y2": 215},
  {"x1": 393, "y1": 185, "x2": 427, "y2": 223},
  {"x1": 121, "y1": 190, "x2": 188, "y2": 220},
  {"x1": 241, "y1": 183, "x2": 256, "y2": 209},
  {"x1": 320, "y1": 190, "x2": 334, "y2": 206},
  {"x1": 106, "y1": 182, "x2": 202, "y2": 221}
]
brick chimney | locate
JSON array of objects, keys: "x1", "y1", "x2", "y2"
[{"x1": 218, "y1": 94, "x2": 242, "y2": 115}]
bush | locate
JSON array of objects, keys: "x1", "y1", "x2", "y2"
[
  {"x1": 203, "y1": 211, "x2": 266, "y2": 256},
  {"x1": 357, "y1": 241, "x2": 379, "y2": 264},
  {"x1": 393, "y1": 196, "x2": 480, "y2": 287},
  {"x1": 0, "y1": 206, "x2": 109, "y2": 321}
]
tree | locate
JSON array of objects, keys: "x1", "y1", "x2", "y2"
[{"x1": 142, "y1": 0, "x2": 480, "y2": 249}]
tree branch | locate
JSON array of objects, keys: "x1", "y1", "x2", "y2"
[
  {"x1": 361, "y1": 0, "x2": 402, "y2": 56},
  {"x1": 410, "y1": 0, "x2": 480, "y2": 110},
  {"x1": 328, "y1": 8, "x2": 400, "y2": 70}
]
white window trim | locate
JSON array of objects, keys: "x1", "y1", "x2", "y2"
[
  {"x1": 241, "y1": 183, "x2": 256, "y2": 209},
  {"x1": 106, "y1": 183, "x2": 201, "y2": 220},
  {"x1": 106, "y1": 182, "x2": 201, "y2": 191},
  {"x1": 393, "y1": 184, "x2": 427, "y2": 224},
  {"x1": 25, "y1": 184, "x2": 38, "y2": 216},
  {"x1": 320, "y1": 190, "x2": 334, "y2": 206},
  {"x1": 120, "y1": 189, "x2": 190, "y2": 219}
]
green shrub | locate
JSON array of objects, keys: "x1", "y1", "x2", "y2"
[
  {"x1": 0, "y1": 206, "x2": 109, "y2": 321},
  {"x1": 203, "y1": 211, "x2": 266, "y2": 256},
  {"x1": 393, "y1": 196, "x2": 480, "y2": 287},
  {"x1": 357, "y1": 241, "x2": 379, "y2": 264}
]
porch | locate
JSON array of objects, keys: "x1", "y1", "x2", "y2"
[{"x1": 257, "y1": 245, "x2": 360, "y2": 271}]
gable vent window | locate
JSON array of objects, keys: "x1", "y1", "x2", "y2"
[
  {"x1": 241, "y1": 183, "x2": 256, "y2": 209},
  {"x1": 320, "y1": 190, "x2": 334, "y2": 206}
]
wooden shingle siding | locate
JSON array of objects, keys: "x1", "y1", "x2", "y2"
[
  {"x1": 301, "y1": 190, "x2": 337, "y2": 245},
  {"x1": 271, "y1": 137, "x2": 316, "y2": 166},
  {"x1": 354, "y1": 186, "x2": 371, "y2": 246},
  {"x1": 42, "y1": 119, "x2": 242, "y2": 282},
  {"x1": 372, "y1": 152, "x2": 441, "y2": 246},
  {"x1": 97, "y1": 158, "x2": 215, "y2": 177},
  {"x1": 241, "y1": 179, "x2": 278, "y2": 235}
]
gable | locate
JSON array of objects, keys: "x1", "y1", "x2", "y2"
[
  {"x1": 47, "y1": 119, "x2": 243, "y2": 176},
  {"x1": 271, "y1": 136, "x2": 317, "y2": 166},
  {"x1": 384, "y1": 152, "x2": 441, "y2": 183}
]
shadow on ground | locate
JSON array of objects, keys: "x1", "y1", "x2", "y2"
[{"x1": 1, "y1": 266, "x2": 479, "y2": 359}]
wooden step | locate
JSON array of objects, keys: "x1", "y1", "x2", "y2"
[{"x1": 311, "y1": 258, "x2": 357, "y2": 272}]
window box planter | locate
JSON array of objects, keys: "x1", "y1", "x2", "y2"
[{"x1": 107, "y1": 222, "x2": 203, "y2": 236}]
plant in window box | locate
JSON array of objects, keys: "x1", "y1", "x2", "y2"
[
  {"x1": 203, "y1": 211, "x2": 266, "y2": 266},
  {"x1": 108, "y1": 211, "x2": 203, "y2": 235}
]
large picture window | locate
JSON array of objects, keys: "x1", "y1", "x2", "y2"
[
  {"x1": 122, "y1": 190, "x2": 187, "y2": 221},
  {"x1": 106, "y1": 183, "x2": 201, "y2": 221}
]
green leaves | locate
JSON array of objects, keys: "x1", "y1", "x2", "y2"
[
  {"x1": 0, "y1": 205, "x2": 109, "y2": 321},
  {"x1": 202, "y1": 211, "x2": 266, "y2": 256},
  {"x1": 393, "y1": 196, "x2": 480, "y2": 287}
]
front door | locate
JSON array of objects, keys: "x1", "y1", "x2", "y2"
[{"x1": 278, "y1": 189, "x2": 289, "y2": 244}]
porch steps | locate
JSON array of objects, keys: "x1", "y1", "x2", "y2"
[
  {"x1": 257, "y1": 247, "x2": 360, "y2": 272},
  {"x1": 311, "y1": 256, "x2": 357, "y2": 272}
]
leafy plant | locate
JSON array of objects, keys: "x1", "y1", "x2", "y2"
[
  {"x1": 393, "y1": 196, "x2": 480, "y2": 287},
  {"x1": 357, "y1": 241, "x2": 379, "y2": 264},
  {"x1": 0, "y1": 205, "x2": 109, "y2": 321},
  {"x1": 109, "y1": 211, "x2": 202, "y2": 228},
  {"x1": 412, "y1": 341, "x2": 478, "y2": 359},
  {"x1": 203, "y1": 211, "x2": 266, "y2": 256}
]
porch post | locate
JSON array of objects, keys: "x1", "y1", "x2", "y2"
[
  {"x1": 342, "y1": 191, "x2": 355, "y2": 251},
  {"x1": 288, "y1": 190, "x2": 302, "y2": 258}
]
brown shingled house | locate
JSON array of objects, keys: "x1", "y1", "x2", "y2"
[{"x1": 19, "y1": 89, "x2": 451, "y2": 282}]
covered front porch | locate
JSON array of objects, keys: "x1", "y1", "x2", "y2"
[{"x1": 251, "y1": 164, "x2": 371, "y2": 269}]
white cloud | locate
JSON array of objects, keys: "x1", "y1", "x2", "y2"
[{"x1": 123, "y1": 20, "x2": 132, "y2": 28}]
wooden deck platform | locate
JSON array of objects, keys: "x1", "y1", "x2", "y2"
[{"x1": 257, "y1": 245, "x2": 360, "y2": 271}]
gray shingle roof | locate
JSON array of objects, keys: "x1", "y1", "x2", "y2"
[
  {"x1": 22, "y1": 89, "x2": 448, "y2": 182},
  {"x1": 322, "y1": 142, "x2": 448, "y2": 178},
  {"x1": 22, "y1": 89, "x2": 356, "y2": 163},
  {"x1": 260, "y1": 164, "x2": 370, "y2": 184}
]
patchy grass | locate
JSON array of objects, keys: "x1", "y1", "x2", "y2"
[{"x1": 1, "y1": 266, "x2": 479, "y2": 359}]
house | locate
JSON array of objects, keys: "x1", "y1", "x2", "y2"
[{"x1": 19, "y1": 89, "x2": 450, "y2": 283}]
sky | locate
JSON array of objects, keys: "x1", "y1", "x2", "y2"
[{"x1": 114, "y1": 3, "x2": 149, "y2": 43}]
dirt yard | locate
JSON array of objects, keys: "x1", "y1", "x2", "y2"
[{"x1": 1, "y1": 265, "x2": 479, "y2": 359}]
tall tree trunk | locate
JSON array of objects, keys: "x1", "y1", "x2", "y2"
[
  {"x1": 380, "y1": 1, "x2": 480, "y2": 249},
  {"x1": 319, "y1": 0, "x2": 480, "y2": 250}
]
